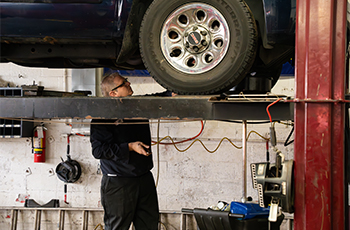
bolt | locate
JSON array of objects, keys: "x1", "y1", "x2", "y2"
[
  {"x1": 48, "y1": 168, "x2": 55, "y2": 176},
  {"x1": 25, "y1": 167, "x2": 32, "y2": 176},
  {"x1": 201, "y1": 40, "x2": 207, "y2": 46},
  {"x1": 48, "y1": 135, "x2": 55, "y2": 143},
  {"x1": 193, "y1": 46, "x2": 199, "y2": 52},
  {"x1": 193, "y1": 26, "x2": 198, "y2": 31},
  {"x1": 185, "y1": 42, "x2": 190, "y2": 48},
  {"x1": 201, "y1": 31, "x2": 207, "y2": 36}
]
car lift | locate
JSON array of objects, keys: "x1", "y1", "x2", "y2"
[
  {"x1": 0, "y1": 95, "x2": 293, "y2": 120},
  {"x1": 0, "y1": 93, "x2": 295, "y2": 230}
]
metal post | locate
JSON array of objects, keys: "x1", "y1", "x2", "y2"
[
  {"x1": 82, "y1": 210, "x2": 89, "y2": 230},
  {"x1": 180, "y1": 213, "x2": 186, "y2": 230},
  {"x1": 59, "y1": 210, "x2": 65, "y2": 230},
  {"x1": 241, "y1": 120, "x2": 247, "y2": 203},
  {"x1": 10, "y1": 209, "x2": 18, "y2": 230},
  {"x1": 34, "y1": 210, "x2": 41, "y2": 230},
  {"x1": 294, "y1": 0, "x2": 346, "y2": 229}
]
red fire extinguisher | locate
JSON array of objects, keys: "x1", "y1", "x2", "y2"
[{"x1": 32, "y1": 125, "x2": 46, "y2": 163}]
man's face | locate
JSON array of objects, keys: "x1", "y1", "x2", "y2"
[{"x1": 109, "y1": 76, "x2": 133, "y2": 97}]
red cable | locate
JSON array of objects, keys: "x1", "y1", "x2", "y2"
[
  {"x1": 266, "y1": 98, "x2": 283, "y2": 122},
  {"x1": 152, "y1": 120, "x2": 204, "y2": 145},
  {"x1": 68, "y1": 124, "x2": 87, "y2": 137},
  {"x1": 75, "y1": 133, "x2": 86, "y2": 137}
]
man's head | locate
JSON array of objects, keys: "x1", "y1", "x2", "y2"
[{"x1": 101, "y1": 73, "x2": 133, "y2": 97}]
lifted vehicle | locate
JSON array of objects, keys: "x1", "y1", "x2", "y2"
[{"x1": 0, "y1": 0, "x2": 295, "y2": 94}]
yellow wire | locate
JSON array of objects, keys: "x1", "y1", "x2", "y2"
[
  {"x1": 159, "y1": 221, "x2": 167, "y2": 230},
  {"x1": 152, "y1": 135, "x2": 241, "y2": 152},
  {"x1": 239, "y1": 92, "x2": 260, "y2": 102},
  {"x1": 278, "y1": 121, "x2": 294, "y2": 126},
  {"x1": 239, "y1": 91, "x2": 281, "y2": 102},
  {"x1": 247, "y1": 130, "x2": 269, "y2": 141},
  {"x1": 93, "y1": 223, "x2": 103, "y2": 230},
  {"x1": 152, "y1": 129, "x2": 272, "y2": 153},
  {"x1": 266, "y1": 92, "x2": 280, "y2": 98}
]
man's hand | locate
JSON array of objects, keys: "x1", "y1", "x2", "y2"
[{"x1": 128, "y1": 141, "x2": 152, "y2": 156}]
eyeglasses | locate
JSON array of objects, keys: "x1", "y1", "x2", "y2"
[{"x1": 111, "y1": 78, "x2": 128, "y2": 91}]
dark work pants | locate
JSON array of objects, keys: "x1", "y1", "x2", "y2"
[{"x1": 101, "y1": 172, "x2": 159, "y2": 230}]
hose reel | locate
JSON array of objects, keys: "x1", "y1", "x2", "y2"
[
  {"x1": 56, "y1": 155, "x2": 81, "y2": 183},
  {"x1": 55, "y1": 135, "x2": 81, "y2": 183}
]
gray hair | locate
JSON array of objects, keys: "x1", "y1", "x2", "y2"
[{"x1": 100, "y1": 72, "x2": 121, "y2": 97}]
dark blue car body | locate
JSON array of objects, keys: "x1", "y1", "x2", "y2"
[{"x1": 0, "y1": 0, "x2": 295, "y2": 94}]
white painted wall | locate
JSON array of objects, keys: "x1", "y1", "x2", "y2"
[{"x1": 0, "y1": 63, "x2": 295, "y2": 229}]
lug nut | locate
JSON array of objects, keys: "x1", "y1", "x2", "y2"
[
  {"x1": 193, "y1": 46, "x2": 199, "y2": 52},
  {"x1": 201, "y1": 31, "x2": 207, "y2": 36},
  {"x1": 201, "y1": 40, "x2": 207, "y2": 46},
  {"x1": 185, "y1": 42, "x2": 190, "y2": 48}
]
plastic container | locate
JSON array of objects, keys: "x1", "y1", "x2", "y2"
[{"x1": 230, "y1": 202, "x2": 270, "y2": 220}]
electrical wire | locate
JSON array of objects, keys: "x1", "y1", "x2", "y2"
[
  {"x1": 152, "y1": 120, "x2": 204, "y2": 145},
  {"x1": 246, "y1": 130, "x2": 269, "y2": 141},
  {"x1": 275, "y1": 120, "x2": 294, "y2": 126},
  {"x1": 67, "y1": 124, "x2": 88, "y2": 136},
  {"x1": 237, "y1": 91, "x2": 282, "y2": 102},
  {"x1": 93, "y1": 223, "x2": 103, "y2": 230},
  {"x1": 284, "y1": 126, "x2": 294, "y2": 146},
  {"x1": 266, "y1": 98, "x2": 284, "y2": 123},
  {"x1": 152, "y1": 129, "x2": 271, "y2": 153},
  {"x1": 219, "y1": 119, "x2": 273, "y2": 124},
  {"x1": 238, "y1": 92, "x2": 261, "y2": 102},
  {"x1": 151, "y1": 121, "x2": 278, "y2": 154},
  {"x1": 154, "y1": 135, "x2": 242, "y2": 153},
  {"x1": 159, "y1": 221, "x2": 167, "y2": 230},
  {"x1": 266, "y1": 140, "x2": 270, "y2": 162}
]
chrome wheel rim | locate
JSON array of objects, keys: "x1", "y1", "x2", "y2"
[{"x1": 160, "y1": 3, "x2": 230, "y2": 75}]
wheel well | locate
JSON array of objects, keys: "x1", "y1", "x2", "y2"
[
  {"x1": 243, "y1": 0, "x2": 272, "y2": 49},
  {"x1": 244, "y1": 0, "x2": 295, "y2": 68},
  {"x1": 116, "y1": 0, "x2": 153, "y2": 64}
]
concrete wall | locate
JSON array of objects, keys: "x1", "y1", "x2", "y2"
[{"x1": 0, "y1": 63, "x2": 295, "y2": 229}]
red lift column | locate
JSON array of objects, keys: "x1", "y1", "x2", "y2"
[{"x1": 294, "y1": 0, "x2": 346, "y2": 229}]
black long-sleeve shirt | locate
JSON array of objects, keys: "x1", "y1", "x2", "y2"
[{"x1": 90, "y1": 119, "x2": 153, "y2": 177}]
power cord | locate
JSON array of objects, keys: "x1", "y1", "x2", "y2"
[{"x1": 152, "y1": 120, "x2": 204, "y2": 145}]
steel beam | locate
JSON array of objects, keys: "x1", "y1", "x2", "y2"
[
  {"x1": 0, "y1": 96, "x2": 293, "y2": 120},
  {"x1": 294, "y1": 0, "x2": 346, "y2": 229}
]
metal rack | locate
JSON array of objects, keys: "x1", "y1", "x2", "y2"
[
  {"x1": 0, "y1": 87, "x2": 33, "y2": 137},
  {"x1": 1, "y1": 207, "x2": 192, "y2": 230}
]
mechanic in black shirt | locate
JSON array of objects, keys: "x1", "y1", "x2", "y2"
[{"x1": 90, "y1": 73, "x2": 171, "y2": 230}]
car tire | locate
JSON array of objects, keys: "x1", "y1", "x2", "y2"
[{"x1": 140, "y1": 0, "x2": 258, "y2": 95}]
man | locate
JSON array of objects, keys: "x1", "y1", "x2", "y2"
[{"x1": 90, "y1": 73, "x2": 167, "y2": 230}]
